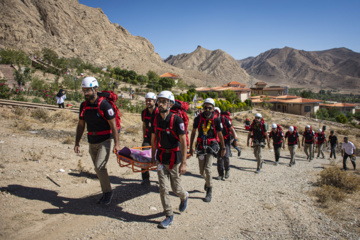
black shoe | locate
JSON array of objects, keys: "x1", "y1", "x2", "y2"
[
  {"x1": 141, "y1": 179, "x2": 151, "y2": 186},
  {"x1": 275, "y1": 161, "x2": 279, "y2": 166},
  {"x1": 203, "y1": 187, "x2": 212, "y2": 202},
  {"x1": 238, "y1": 150, "x2": 241, "y2": 157},
  {"x1": 225, "y1": 170, "x2": 230, "y2": 179},
  {"x1": 255, "y1": 168, "x2": 260, "y2": 174},
  {"x1": 216, "y1": 175, "x2": 223, "y2": 180},
  {"x1": 97, "y1": 194, "x2": 105, "y2": 204},
  {"x1": 102, "y1": 191, "x2": 113, "y2": 205},
  {"x1": 204, "y1": 183, "x2": 208, "y2": 191}
]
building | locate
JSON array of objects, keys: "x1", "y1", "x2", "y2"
[
  {"x1": 196, "y1": 81, "x2": 251, "y2": 102},
  {"x1": 250, "y1": 82, "x2": 286, "y2": 96},
  {"x1": 320, "y1": 103, "x2": 358, "y2": 114},
  {"x1": 251, "y1": 95, "x2": 322, "y2": 117}
]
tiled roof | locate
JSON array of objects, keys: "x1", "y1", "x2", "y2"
[
  {"x1": 276, "y1": 98, "x2": 322, "y2": 103},
  {"x1": 227, "y1": 81, "x2": 246, "y2": 86},
  {"x1": 320, "y1": 103, "x2": 358, "y2": 107},
  {"x1": 160, "y1": 72, "x2": 180, "y2": 78},
  {"x1": 255, "y1": 82, "x2": 267, "y2": 85}
]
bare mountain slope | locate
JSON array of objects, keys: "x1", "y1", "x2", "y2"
[
  {"x1": 0, "y1": 0, "x2": 208, "y2": 85},
  {"x1": 238, "y1": 47, "x2": 360, "y2": 92},
  {"x1": 165, "y1": 46, "x2": 250, "y2": 86}
]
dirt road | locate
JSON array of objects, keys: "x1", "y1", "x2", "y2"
[{"x1": 0, "y1": 109, "x2": 358, "y2": 240}]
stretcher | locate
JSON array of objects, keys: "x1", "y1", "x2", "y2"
[{"x1": 115, "y1": 146, "x2": 157, "y2": 173}]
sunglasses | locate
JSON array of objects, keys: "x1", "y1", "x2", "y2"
[
  {"x1": 255, "y1": 117, "x2": 261, "y2": 119},
  {"x1": 203, "y1": 107, "x2": 213, "y2": 110}
]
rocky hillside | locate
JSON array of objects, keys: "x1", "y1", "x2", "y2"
[
  {"x1": 238, "y1": 47, "x2": 360, "y2": 92},
  {"x1": 0, "y1": 0, "x2": 209, "y2": 85},
  {"x1": 165, "y1": 46, "x2": 250, "y2": 86}
]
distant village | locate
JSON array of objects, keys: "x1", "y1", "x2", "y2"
[{"x1": 195, "y1": 81, "x2": 359, "y2": 117}]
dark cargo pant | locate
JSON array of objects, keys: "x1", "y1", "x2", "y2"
[{"x1": 217, "y1": 142, "x2": 231, "y2": 176}]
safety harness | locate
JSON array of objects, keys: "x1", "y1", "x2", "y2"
[
  {"x1": 80, "y1": 91, "x2": 121, "y2": 136},
  {"x1": 286, "y1": 126, "x2": 298, "y2": 145},
  {"x1": 196, "y1": 113, "x2": 220, "y2": 156},
  {"x1": 270, "y1": 125, "x2": 283, "y2": 144},
  {"x1": 154, "y1": 113, "x2": 180, "y2": 169},
  {"x1": 316, "y1": 132, "x2": 326, "y2": 144},
  {"x1": 142, "y1": 107, "x2": 159, "y2": 139}
]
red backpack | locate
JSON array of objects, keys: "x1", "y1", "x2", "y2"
[
  {"x1": 221, "y1": 111, "x2": 232, "y2": 124},
  {"x1": 170, "y1": 100, "x2": 189, "y2": 146},
  {"x1": 80, "y1": 91, "x2": 122, "y2": 135},
  {"x1": 250, "y1": 118, "x2": 267, "y2": 137}
]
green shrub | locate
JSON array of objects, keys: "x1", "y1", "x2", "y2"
[{"x1": 32, "y1": 97, "x2": 42, "y2": 103}]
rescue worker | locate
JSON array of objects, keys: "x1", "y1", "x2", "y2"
[
  {"x1": 302, "y1": 125, "x2": 315, "y2": 161},
  {"x1": 315, "y1": 128, "x2": 327, "y2": 159},
  {"x1": 284, "y1": 126, "x2": 300, "y2": 167},
  {"x1": 247, "y1": 113, "x2": 269, "y2": 173},
  {"x1": 268, "y1": 123, "x2": 284, "y2": 165},
  {"x1": 74, "y1": 77, "x2": 120, "y2": 205},
  {"x1": 189, "y1": 98, "x2": 226, "y2": 202},
  {"x1": 150, "y1": 91, "x2": 188, "y2": 229},
  {"x1": 216, "y1": 110, "x2": 238, "y2": 180},
  {"x1": 140, "y1": 92, "x2": 158, "y2": 186}
]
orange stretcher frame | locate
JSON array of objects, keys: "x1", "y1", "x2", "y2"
[{"x1": 115, "y1": 146, "x2": 157, "y2": 173}]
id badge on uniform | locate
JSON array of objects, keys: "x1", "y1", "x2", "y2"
[{"x1": 157, "y1": 164, "x2": 164, "y2": 171}]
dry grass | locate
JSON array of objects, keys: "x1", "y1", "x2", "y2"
[
  {"x1": 12, "y1": 119, "x2": 31, "y2": 131},
  {"x1": 27, "y1": 150, "x2": 44, "y2": 161},
  {"x1": 313, "y1": 166, "x2": 360, "y2": 204},
  {"x1": 30, "y1": 108, "x2": 51, "y2": 122},
  {"x1": 62, "y1": 135, "x2": 73, "y2": 144}
]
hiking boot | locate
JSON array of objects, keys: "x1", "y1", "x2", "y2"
[
  {"x1": 238, "y1": 150, "x2": 241, "y2": 157},
  {"x1": 97, "y1": 194, "x2": 105, "y2": 204},
  {"x1": 179, "y1": 192, "x2": 189, "y2": 212},
  {"x1": 158, "y1": 215, "x2": 173, "y2": 229},
  {"x1": 221, "y1": 176, "x2": 225, "y2": 181},
  {"x1": 289, "y1": 163, "x2": 292, "y2": 167},
  {"x1": 225, "y1": 170, "x2": 230, "y2": 179},
  {"x1": 229, "y1": 152, "x2": 233, "y2": 157},
  {"x1": 216, "y1": 175, "x2": 223, "y2": 180},
  {"x1": 141, "y1": 178, "x2": 151, "y2": 186},
  {"x1": 307, "y1": 156, "x2": 309, "y2": 160},
  {"x1": 255, "y1": 168, "x2": 260, "y2": 174},
  {"x1": 203, "y1": 187, "x2": 212, "y2": 202},
  {"x1": 204, "y1": 183, "x2": 208, "y2": 191},
  {"x1": 102, "y1": 191, "x2": 113, "y2": 205}
]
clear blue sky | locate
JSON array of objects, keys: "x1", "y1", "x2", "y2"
[{"x1": 79, "y1": 0, "x2": 360, "y2": 60}]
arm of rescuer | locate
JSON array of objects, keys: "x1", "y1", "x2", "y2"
[
  {"x1": 142, "y1": 121, "x2": 146, "y2": 138},
  {"x1": 74, "y1": 119, "x2": 85, "y2": 153},
  {"x1": 179, "y1": 133, "x2": 187, "y2": 175},
  {"x1": 151, "y1": 132, "x2": 157, "y2": 164},
  {"x1": 230, "y1": 127, "x2": 238, "y2": 147},
  {"x1": 247, "y1": 131, "x2": 251, "y2": 147},
  {"x1": 107, "y1": 118, "x2": 121, "y2": 153},
  {"x1": 283, "y1": 133, "x2": 287, "y2": 149},
  {"x1": 189, "y1": 128, "x2": 197, "y2": 157},
  {"x1": 217, "y1": 131, "x2": 226, "y2": 157}
]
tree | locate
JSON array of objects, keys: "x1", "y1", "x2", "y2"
[
  {"x1": 147, "y1": 71, "x2": 159, "y2": 81},
  {"x1": 14, "y1": 67, "x2": 31, "y2": 87},
  {"x1": 336, "y1": 113, "x2": 348, "y2": 124},
  {"x1": 0, "y1": 49, "x2": 30, "y2": 66},
  {"x1": 316, "y1": 108, "x2": 329, "y2": 120},
  {"x1": 41, "y1": 48, "x2": 58, "y2": 65},
  {"x1": 159, "y1": 77, "x2": 175, "y2": 90},
  {"x1": 222, "y1": 90, "x2": 238, "y2": 103}
]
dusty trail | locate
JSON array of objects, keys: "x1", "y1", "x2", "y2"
[{"x1": 0, "y1": 112, "x2": 358, "y2": 240}]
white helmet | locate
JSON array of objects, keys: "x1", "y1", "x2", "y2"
[
  {"x1": 81, "y1": 77, "x2": 99, "y2": 88},
  {"x1": 318, "y1": 128, "x2": 322, "y2": 133},
  {"x1": 203, "y1": 98, "x2": 215, "y2": 106},
  {"x1": 145, "y1": 92, "x2": 156, "y2": 100},
  {"x1": 157, "y1": 90, "x2": 175, "y2": 103},
  {"x1": 306, "y1": 125, "x2": 311, "y2": 129},
  {"x1": 289, "y1": 126, "x2": 294, "y2": 132},
  {"x1": 214, "y1": 107, "x2": 221, "y2": 114},
  {"x1": 255, "y1": 113, "x2": 262, "y2": 118},
  {"x1": 272, "y1": 123, "x2": 277, "y2": 129}
]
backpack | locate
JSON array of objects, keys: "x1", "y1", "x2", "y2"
[
  {"x1": 221, "y1": 111, "x2": 232, "y2": 124},
  {"x1": 170, "y1": 100, "x2": 189, "y2": 146},
  {"x1": 286, "y1": 126, "x2": 298, "y2": 144},
  {"x1": 250, "y1": 118, "x2": 267, "y2": 137},
  {"x1": 80, "y1": 91, "x2": 122, "y2": 135},
  {"x1": 269, "y1": 125, "x2": 283, "y2": 144}
]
